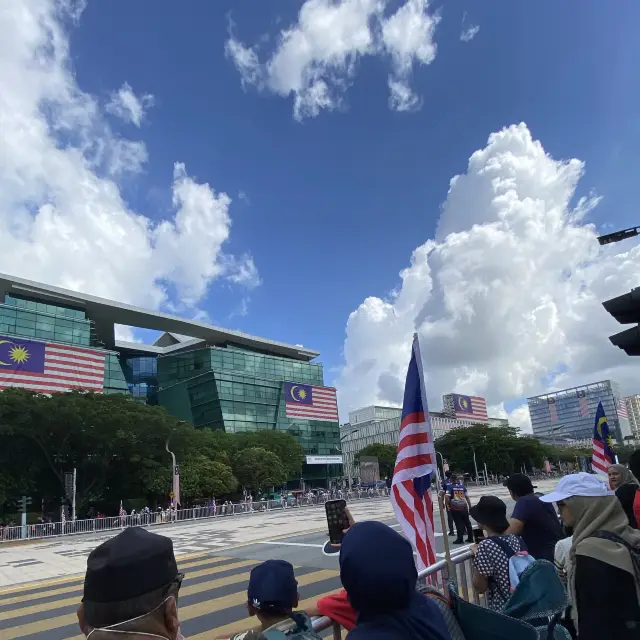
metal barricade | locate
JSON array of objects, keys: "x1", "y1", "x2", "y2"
[
  {"x1": 311, "y1": 548, "x2": 479, "y2": 635},
  {"x1": 0, "y1": 488, "x2": 391, "y2": 544}
]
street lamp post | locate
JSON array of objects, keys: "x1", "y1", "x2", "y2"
[
  {"x1": 165, "y1": 421, "x2": 186, "y2": 516},
  {"x1": 471, "y1": 446, "x2": 480, "y2": 486}
]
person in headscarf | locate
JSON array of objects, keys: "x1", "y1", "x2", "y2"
[
  {"x1": 608, "y1": 462, "x2": 639, "y2": 528},
  {"x1": 339, "y1": 520, "x2": 451, "y2": 640},
  {"x1": 540, "y1": 472, "x2": 640, "y2": 640}
]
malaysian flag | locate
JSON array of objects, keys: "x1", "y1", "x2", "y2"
[
  {"x1": 577, "y1": 390, "x2": 589, "y2": 418},
  {"x1": 60, "y1": 505, "x2": 66, "y2": 530},
  {"x1": 390, "y1": 334, "x2": 436, "y2": 571},
  {"x1": 592, "y1": 401, "x2": 615, "y2": 477},
  {"x1": 283, "y1": 382, "x2": 338, "y2": 421},
  {"x1": 451, "y1": 393, "x2": 488, "y2": 422},
  {"x1": 0, "y1": 336, "x2": 105, "y2": 394},
  {"x1": 616, "y1": 397, "x2": 629, "y2": 420},
  {"x1": 119, "y1": 500, "x2": 126, "y2": 526},
  {"x1": 548, "y1": 397, "x2": 558, "y2": 422}
]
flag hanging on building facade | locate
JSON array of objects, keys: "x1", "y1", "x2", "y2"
[
  {"x1": 548, "y1": 397, "x2": 558, "y2": 422},
  {"x1": 592, "y1": 401, "x2": 615, "y2": 477},
  {"x1": 615, "y1": 396, "x2": 629, "y2": 420},
  {"x1": 0, "y1": 336, "x2": 105, "y2": 394},
  {"x1": 450, "y1": 393, "x2": 488, "y2": 422},
  {"x1": 577, "y1": 390, "x2": 589, "y2": 417},
  {"x1": 283, "y1": 382, "x2": 338, "y2": 421},
  {"x1": 390, "y1": 334, "x2": 437, "y2": 571}
]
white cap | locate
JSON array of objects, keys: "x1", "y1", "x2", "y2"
[{"x1": 539, "y1": 472, "x2": 615, "y2": 503}]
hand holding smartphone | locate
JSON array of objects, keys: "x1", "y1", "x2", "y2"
[{"x1": 325, "y1": 499, "x2": 352, "y2": 545}]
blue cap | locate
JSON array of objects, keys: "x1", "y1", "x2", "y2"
[{"x1": 247, "y1": 560, "x2": 298, "y2": 614}]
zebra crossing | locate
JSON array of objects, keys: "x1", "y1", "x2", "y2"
[{"x1": 0, "y1": 551, "x2": 343, "y2": 639}]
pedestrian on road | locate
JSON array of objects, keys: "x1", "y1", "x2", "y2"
[
  {"x1": 540, "y1": 473, "x2": 640, "y2": 640},
  {"x1": 77, "y1": 527, "x2": 184, "y2": 640},
  {"x1": 446, "y1": 474, "x2": 473, "y2": 544},
  {"x1": 440, "y1": 470, "x2": 455, "y2": 537},
  {"x1": 505, "y1": 473, "x2": 562, "y2": 562}
]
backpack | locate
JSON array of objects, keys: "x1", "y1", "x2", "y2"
[
  {"x1": 592, "y1": 530, "x2": 640, "y2": 585},
  {"x1": 490, "y1": 536, "x2": 536, "y2": 592},
  {"x1": 262, "y1": 613, "x2": 322, "y2": 640}
]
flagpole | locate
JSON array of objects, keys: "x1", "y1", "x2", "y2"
[{"x1": 413, "y1": 333, "x2": 454, "y2": 579}]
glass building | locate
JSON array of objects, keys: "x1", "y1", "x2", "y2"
[
  {"x1": 528, "y1": 380, "x2": 632, "y2": 444},
  {"x1": 0, "y1": 273, "x2": 340, "y2": 485}
]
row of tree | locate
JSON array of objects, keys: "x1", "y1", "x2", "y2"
[
  {"x1": 0, "y1": 389, "x2": 305, "y2": 518},
  {"x1": 354, "y1": 424, "x2": 635, "y2": 479}
]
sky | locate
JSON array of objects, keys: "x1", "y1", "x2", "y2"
[{"x1": 3, "y1": 0, "x2": 640, "y2": 433}]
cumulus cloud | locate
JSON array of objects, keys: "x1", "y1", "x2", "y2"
[
  {"x1": 106, "y1": 82, "x2": 155, "y2": 127},
  {"x1": 226, "y1": 0, "x2": 439, "y2": 120},
  {"x1": 0, "y1": 1, "x2": 257, "y2": 314},
  {"x1": 336, "y1": 123, "x2": 640, "y2": 430}
]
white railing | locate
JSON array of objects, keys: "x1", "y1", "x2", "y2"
[
  {"x1": 0, "y1": 488, "x2": 390, "y2": 543},
  {"x1": 311, "y1": 548, "x2": 478, "y2": 636}
]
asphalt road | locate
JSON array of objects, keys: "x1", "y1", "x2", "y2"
[{"x1": 0, "y1": 495, "x2": 522, "y2": 640}]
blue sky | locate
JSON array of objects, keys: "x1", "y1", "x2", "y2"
[{"x1": 3, "y1": 1, "x2": 640, "y2": 429}]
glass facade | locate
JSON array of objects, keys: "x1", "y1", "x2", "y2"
[
  {"x1": 157, "y1": 345, "x2": 340, "y2": 485},
  {"x1": 122, "y1": 356, "x2": 158, "y2": 404},
  {"x1": 528, "y1": 380, "x2": 631, "y2": 443},
  {"x1": 0, "y1": 295, "x2": 94, "y2": 346}
]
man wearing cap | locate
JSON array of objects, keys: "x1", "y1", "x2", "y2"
[
  {"x1": 505, "y1": 473, "x2": 562, "y2": 562},
  {"x1": 469, "y1": 496, "x2": 526, "y2": 611},
  {"x1": 77, "y1": 527, "x2": 184, "y2": 640},
  {"x1": 228, "y1": 559, "x2": 317, "y2": 640}
]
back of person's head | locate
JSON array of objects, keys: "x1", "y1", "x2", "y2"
[
  {"x1": 247, "y1": 559, "x2": 298, "y2": 621},
  {"x1": 629, "y1": 449, "x2": 640, "y2": 480},
  {"x1": 445, "y1": 470, "x2": 452, "y2": 479},
  {"x1": 469, "y1": 496, "x2": 509, "y2": 534},
  {"x1": 340, "y1": 521, "x2": 416, "y2": 614},
  {"x1": 506, "y1": 473, "x2": 534, "y2": 498},
  {"x1": 78, "y1": 527, "x2": 182, "y2": 639}
]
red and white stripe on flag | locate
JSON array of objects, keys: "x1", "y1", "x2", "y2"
[
  {"x1": 592, "y1": 439, "x2": 613, "y2": 476},
  {"x1": 390, "y1": 333, "x2": 437, "y2": 571}
]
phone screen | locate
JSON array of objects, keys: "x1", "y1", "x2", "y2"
[{"x1": 325, "y1": 499, "x2": 348, "y2": 545}]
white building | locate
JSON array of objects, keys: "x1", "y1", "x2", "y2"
[
  {"x1": 624, "y1": 395, "x2": 640, "y2": 440},
  {"x1": 340, "y1": 403, "x2": 510, "y2": 483}
]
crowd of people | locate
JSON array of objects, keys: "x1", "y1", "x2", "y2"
[{"x1": 69, "y1": 453, "x2": 640, "y2": 640}]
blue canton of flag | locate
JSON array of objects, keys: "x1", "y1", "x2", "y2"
[{"x1": 592, "y1": 401, "x2": 615, "y2": 477}]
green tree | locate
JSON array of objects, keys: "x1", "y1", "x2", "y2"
[
  {"x1": 354, "y1": 443, "x2": 398, "y2": 478},
  {"x1": 148, "y1": 456, "x2": 237, "y2": 501},
  {"x1": 227, "y1": 430, "x2": 305, "y2": 478},
  {"x1": 232, "y1": 447, "x2": 287, "y2": 491}
]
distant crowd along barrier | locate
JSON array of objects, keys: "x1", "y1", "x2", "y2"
[{"x1": 0, "y1": 487, "x2": 390, "y2": 543}]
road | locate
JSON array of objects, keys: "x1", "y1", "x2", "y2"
[{"x1": 0, "y1": 490, "x2": 534, "y2": 640}]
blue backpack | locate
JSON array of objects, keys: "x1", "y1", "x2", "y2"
[{"x1": 490, "y1": 536, "x2": 536, "y2": 593}]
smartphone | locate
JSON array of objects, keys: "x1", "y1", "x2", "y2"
[
  {"x1": 473, "y1": 527, "x2": 485, "y2": 544},
  {"x1": 325, "y1": 499, "x2": 349, "y2": 545}
]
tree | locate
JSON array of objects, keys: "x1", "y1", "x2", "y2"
[
  {"x1": 148, "y1": 456, "x2": 237, "y2": 502},
  {"x1": 435, "y1": 425, "x2": 549, "y2": 476},
  {"x1": 227, "y1": 430, "x2": 305, "y2": 478},
  {"x1": 232, "y1": 447, "x2": 287, "y2": 491},
  {"x1": 354, "y1": 443, "x2": 398, "y2": 478}
]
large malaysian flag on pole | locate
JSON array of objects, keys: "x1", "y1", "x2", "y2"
[
  {"x1": 592, "y1": 401, "x2": 615, "y2": 477},
  {"x1": 390, "y1": 333, "x2": 437, "y2": 571}
]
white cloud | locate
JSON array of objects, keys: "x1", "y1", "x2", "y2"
[
  {"x1": 0, "y1": 1, "x2": 258, "y2": 315},
  {"x1": 226, "y1": 0, "x2": 439, "y2": 120},
  {"x1": 336, "y1": 123, "x2": 640, "y2": 428},
  {"x1": 459, "y1": 11, "x2": 479, "y2": 43},
  {"x1": 460, "y1": 24, "x2": 479, "y2": 43},
  {"x1": 106, "y1": 82, "x2": 155, "y2": 127}
]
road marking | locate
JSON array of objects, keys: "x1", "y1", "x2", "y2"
[{"x1": 256, "y1": 541, "x2": 326, "y2": 548}]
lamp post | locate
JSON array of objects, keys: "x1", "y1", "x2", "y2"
[
  {"x1": 340, "y1": 428, "x2": 359, "y2": 487},
  {"x1": 165, "y1": 421, "x2": 186, "y2": 514}
]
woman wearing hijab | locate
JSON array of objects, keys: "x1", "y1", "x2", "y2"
[
  {"x1": 608, "y1": 463, "x2": 639, "y2": 528},
  {"x1": 540, "y1": 473, "x2": 640, "y2": 640},
  {"x1": 339, "y1": 520, "x2": 451, "y2": 640}
]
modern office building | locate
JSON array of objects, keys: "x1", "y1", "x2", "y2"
[
  {"x1": 0, "y1": 273, "x2": 340, "y2": 485},
  {"x1": 528, "y1": 380, "x2": 631, "y2": 444},
  {"x1": 624, "y1": 395, "x2": 640, "y2": 440},
  {"x1": 340, "y1": 398, "x2": 510, "y2": 483}
]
